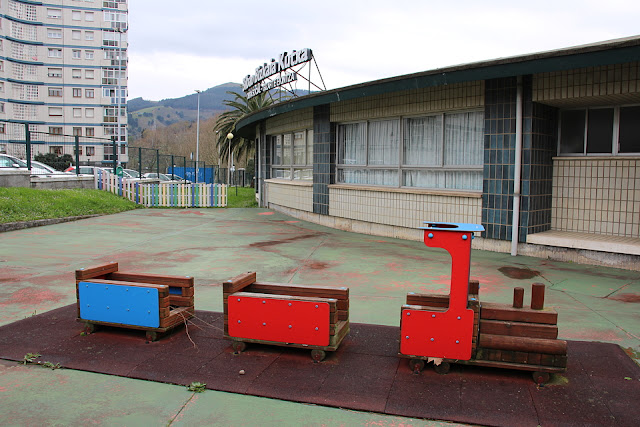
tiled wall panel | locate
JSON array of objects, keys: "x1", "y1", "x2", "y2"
[
  {"x1": 331, "y1": 81, "x2": 484, "y2": 122},
  {"x1": 330, "y1": 187, "x2": 482, "y2": 229},
  {"x1": 533, "y1": 62, "x2": 640, "y2": 106},
  {"x1": 313, "y1": 105, "x2": 335, "y2": 215},
  {"x1": 265, "y1": 108, "x2": 313, "y2": 134},
  {"x1": 267, "y1": 181, "x2": 314, "y2": 213},
  {"x1": 552, "y1": 158, "x2": 640, "y2": 237}
]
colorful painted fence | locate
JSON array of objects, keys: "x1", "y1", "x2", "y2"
[{"x1": 95, "y1": 170, "x2": 227, "y2": 208}]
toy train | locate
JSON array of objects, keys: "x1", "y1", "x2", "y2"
[{"x1": 75, "y1": 222, "x2": 567, "y2": 384}]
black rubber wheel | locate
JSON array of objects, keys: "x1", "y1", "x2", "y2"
[
  {"x1": 145, "y1": 331, "x2": 158, "y2": 342},
  {"x1": 409, "y1": 359, "x2": 425, "y2": 374},
  {"x1": 311, "y1": 349, "x2": 326, "y2": 363},
  {"x1": 434, "y1": 361, "x2": 451, "y2": 375},
  {"x1": 232, "y1": 341, "x2": 247, "y2": 354},
  {"x1": 532, "y1": 371, "x2": 550, "y2": 385},
  {"x1": 83, "y1": 322, "x2": 96, "y2": 334}
]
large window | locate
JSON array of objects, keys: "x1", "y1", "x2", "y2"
[
  {"x1": 270, "y1": 130, "x2": 313, "y2": 180},
  {"x1": 337, "y1": 111, "x2": 484, "y2": 191},
  {"x1": 559, "y1": 106, "x2": 640, "y2": 155}
]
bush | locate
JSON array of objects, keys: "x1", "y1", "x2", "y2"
[{"x1": 34, "y1": 153, "x2": 74, "y2": 171}]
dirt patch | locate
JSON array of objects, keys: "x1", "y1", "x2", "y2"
[
  {"x1": 249, "y1": 233, "x2": 322, "y2": 248},
  {"x1": 498, "y1": 266, "x2": 540, "y2": 280},
  {"x1": 608, "y1": 293, "x2": 640, "y2": 303},
  {"x1": 305, "y1": 261, "x2": 329, "y2": 270}
]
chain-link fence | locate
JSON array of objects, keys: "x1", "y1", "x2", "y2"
[{"x1": 1, "y1": 121, "x2": 120, "y2": 173}]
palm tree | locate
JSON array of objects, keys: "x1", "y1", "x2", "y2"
[{"x1": 213, "y1": 90, "x2": 274, "y2": 163}]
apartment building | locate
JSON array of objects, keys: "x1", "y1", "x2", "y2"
[{"x1": 0, "y1": 0, "x2": 128, "y2": 165}]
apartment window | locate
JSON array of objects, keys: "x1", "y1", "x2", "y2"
[
  {"x1": 48, "y1": 28, "x2": 62, "y2": 39},
  {"x1": 85, "y1": 31, "x2": 94, "y2": 41},
  {"x1": 48, "y1": 68, "x2": 62, "y2": 78},
  {"x1": 0, "y1": 40, "x2": 3, "y2": 51},
  {"x1": 47, "y1": 8, "x2": 62, "y2": 19},
  {"x1": 72, "y1": 30, "x2": 81, "y2": 40},
  {"x1": 0, "y1": 82, "x2": 3, "y2": 92},
  {"x1": 74, "y1": 146, "x2": 83, "y2": 156},
  {"x1": 85, "y1": 50, "x2": 94, "y2": 60},
  {"x1": 85, "y1": 108, "x2": 95, "y2": 118},
  {"x1": 73, "y1": 127, "x2": 82, "y2": 136},
  {"x1": 48, "y1": 48, "x2": 62, "y2": 58},
  {"x1": 72, "y1": 10, "x2": 81, "y2": 20},
  {"x1": 271, "y1": 130, "x2": 314, "y2": 180},
  {"x1": 0, "y1": 103, "x2": 4, "y2": 114},
  {"x1": 85, "y1": 69, "x2": 94, "y2": 79},
  {"x1": 0, "y1": 61, "x2": 3, "y2": 72},
  {"x1": 85, "y1": 12, "x2": 95, "y2": 21},
  {"x1": 72, "y1": 69, "x2": 81, "y2": 79},
  {"x1": 72, "y1": 50, "x2": 81, "y2": 59},
  {"x1": 0, "y1": 125, "x2": 5, "y2": 134},
  {"x1": 336, "y1": 111, "x2": 484, "y2": 190},
  {"x1": 49, "y1": 127, "x2": 63, "y2": 135},
  {"x1": 86, "y1": 145, "x2": 95, "y2": 155},
  {"x1": 48, "y1": 87, "x2": 62, "y2": 97},
  {"x1": 559, "y1": 106, "x2": 640, "y2": 155},
  {"x1": 72, "y1": 88, "x2": 82, "y2": 98},
  {"x1": 85, "y1": 89, "x2": 94, "y2": 98},
  {"x1": 48, "y1": 107, "x2": 62, "y2": 116},
  {"x1": 50, "y1": 146, "x2": 64, "y2": 155},
  {"x1": 73, "y1": 108, "x2": 82, "y2": 118}
]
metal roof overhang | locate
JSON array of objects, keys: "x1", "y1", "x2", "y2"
[{"x1": 235, "y1": 37, "x2": 640, "y2": 138}]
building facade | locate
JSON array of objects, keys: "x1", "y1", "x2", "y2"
[
  {"x1": 0, "y1": 0, "x2": 128, "y2": 165},
  {"x1": 237, "y1": 37, "x2": 640, "y2": 270}
]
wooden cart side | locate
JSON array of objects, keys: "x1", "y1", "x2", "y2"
[
  {"x1": 223, "y1": 272, "x2": 257, "y2": 294},
  {"x1": 75, "y1": 262, "x2": 119, "y2": 282}
]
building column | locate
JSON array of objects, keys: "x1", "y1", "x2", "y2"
[{"x1": 312, "y1": 104, "x2": 335, "y2": 215}]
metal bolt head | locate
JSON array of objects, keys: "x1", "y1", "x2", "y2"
[
  {"x1": 262, "y1": 300, "x2": 266, "y2": 304},
  {"x1": 457, "y1": 316, "x2": 461, "y2": 320},
  {"x1": 288, "y1": 325, "x2": 292, "y2": 329},
  {"x1": 262, "y1": 322, "x2": 266, "y2": 326},
  {"x1": 315, "y1": 327, "x2": 319, "y2": 331},
  {"x1": 288, "y1": 303, "x2": 292, "y2": 306},
  {"x1": 405, "y1": 335, "x2": 410, "y2": 339},
  {"x1": 237, "y1": 298, "x2": 241, "y2": 302},
  {"x1": 430, "y1": 338, "x2": 435, "y2": 342},
  {"x1": 432, "y1": 314, "x2": 436, "y2": 318},
  {"x1": 315, "y1": 305, "x2": 318, "y2": 308},
  {"x1": 237, "y1": 320, "x2": 241, "y2": 324},
  {"x1": 462, "y1": 234, "x2": 468, "y2": 240},
  {"x1": 406, "y1": 312, "x2": 411, "y2": 316},
  {"x1": 106, "y1": 306, "x2": 109, "y2": 309},
  {"x1": 456, "y1": 340, "x2": 460, "y2": 344},
  {"x1": 428, "y1": 233, "x2": 434, "y2": 239}
]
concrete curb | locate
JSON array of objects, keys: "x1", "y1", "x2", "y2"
[{"x1": 0, "y1": 214, "x2": 103, "y2": 233}]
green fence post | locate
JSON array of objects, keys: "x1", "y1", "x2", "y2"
[
  {"x1": 138, "y1": 147, "x2": 142, "y2": 178},
  {"x1": 25, "y1": 124, "x2": 31, "y2": 170},
  {"x1": 156, "y1": 149, "x2": 160, "y2": 176},
  {"x1": 171, "y1": 155, "x2": 175, "y2": 180},
  {"x1": 74, "y1": 135, "x2": 80, "y2": 173}
]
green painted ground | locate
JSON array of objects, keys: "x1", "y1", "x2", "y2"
[{"x1": 0, "y1": 208, "x2": 638, "y2": 425}]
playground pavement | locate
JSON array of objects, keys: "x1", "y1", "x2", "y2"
[{"x1": 0, "y1": 208, "x2": 638, "y2": 426}]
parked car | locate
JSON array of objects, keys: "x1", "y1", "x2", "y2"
[
  {"x1": 143, "y1": 172, "x2": 191, "y2": 184},
  {"x1": 29, "y1": 160, "x2": 72, "y2": 177},
  {"x1": 122, "y1": 169, "x2": 141, "y2": 179},
  {"x1": 64, "y1": 165, "x2": 106, "y2": 175},
  {"x1": 0, "y1": 153, "x2": 29, "y2": 171}
]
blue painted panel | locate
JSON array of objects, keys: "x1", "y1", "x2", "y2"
[
  {"x1": 169, "y1": 287, "x2": 182, "y2": 295},
  {"x1": 78, "y1": 282, "x2": 160, "y2": 328}
]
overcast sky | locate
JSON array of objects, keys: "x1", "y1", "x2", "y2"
[{"x1": 127, "y1": 0, "x2": 640, "y2": 101}]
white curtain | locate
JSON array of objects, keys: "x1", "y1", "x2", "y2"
[
  {"x1": 338, "y1": 123, "x2": 366, "y2": 165},
  {"x1": 293, "y1": 131, "x2": 306, "y2": 165},
  {"x1": 444, "y1": 111, "x2": 483, "y2": 166},
  {"x1": 368, "y1": 120, "x2": 399, "y2": 166},
  {"x1": 282, "y1": 134, "x2": 292, "y2": 165},
  {"x1": 404, "y1": 116, "x2": 442, "y2": 166}
]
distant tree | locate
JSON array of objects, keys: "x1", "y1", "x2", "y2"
[
  {"x1": 34, "y1": 153, "x2": 74, "y2": 171},
  {"x1": 213, "y1": 91, "x2": 274, "y2": 163}
]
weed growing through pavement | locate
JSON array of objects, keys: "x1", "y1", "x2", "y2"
[{"x1": 187, "y1": 382, "x2": 206, "y2": 393}]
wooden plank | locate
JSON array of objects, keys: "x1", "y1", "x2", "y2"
[
  {"x1": 406, "y1": 293, "x2": 449, "y2": 308},
  {"x1": 514, "y1": 351, "x2": 529, "y2": 364},
  {"x1": 468, "y1": 279, "x2": 480, "y2": 295},
  {"x1": 76, "y1": 262, "x2": 119, "y2": 281},
  {"x1": 108, "y1": 272, "x2": 194, "y2": 287},
  {"x1": 528, "y1": 352, "x2": 542, "y2": 365},
  {"x1": 169, "y1": 295, "x2": 194, "y2": 307},
  {"x1": 553, "y1": 355, "x2": 568, "y2": 368},
  {"x1": 223, "y1": 272, "x2": 257, "y2": 294},
  {"x1": 479, "y1": 334, "x2": 567, "y2": 355},
  {"x1": 479, "y1": 319, "x2": 559, "y2": 339},
  {"x1": 500, "y1": 350, "x2": 516, "y2": 363},
  {"x1": 249, "y1": 282, "x2": 349, "y2": 299},
  {"x1": 456, "y1": 357, "x2": 566, "y2": 373},
  {"x1": 540, "y1": 354, "x2": 555, "y2": 366},
  {"x1": 230, "y1": 291, "x2": 338, "y2": 307},
  {"x1": 481, "y1": 302, "x2": 558, "y2": 325},
  {"x1": 81, "y1": 279, "x2": 169, "y2": 297},
  {"x1": 160, "y1": 307, "x2": 194, "y2": 328}
]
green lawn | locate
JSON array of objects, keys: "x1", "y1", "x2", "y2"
[
  {"x1": 0, "y1": 187, "x2": 140, "y2": 224},
  {"x1": 226, "y1": 186, "x2": 258, "y2": 208}
]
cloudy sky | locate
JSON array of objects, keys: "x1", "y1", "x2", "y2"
[{"x1": 127, "y1": 0, "x2": 640, "y2": 101}]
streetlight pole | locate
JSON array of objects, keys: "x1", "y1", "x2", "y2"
[
  {"x1": 195, "y1": 89, "x2": 201, "y2": 183},
  {"x1": 115, "y1": 25, "x2": 127, "y2": 167},
  {"x1": 226, "y1": 132, "x2": 233, "y2": 187}
]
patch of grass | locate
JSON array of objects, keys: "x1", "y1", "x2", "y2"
[
  {"x1": 22, "y1": 353, "x2": 41, "y2": 365},
  {"x1": 226, "y1": 186, "x2": 258, "y2": 208},
  {"x1": 0, "y1": 187, "x2": 140, "y2": 224},
  {"x1": 187, "y1": 381, "x2": 207, "y2": 393}
]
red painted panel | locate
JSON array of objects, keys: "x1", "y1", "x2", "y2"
[
  {"x1": 400, "y1": 308, "x2": 474, "y2": 360},
  {"x1": 228, "y1": 296, "x2": 330, "y2": 347}
]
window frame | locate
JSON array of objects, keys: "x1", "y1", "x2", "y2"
[
  {"x1": 558, "y1": 104, "x2": 640, "y2": 156},
  {"x1": 269, "y1": 129, "x2": 314, "y2": 181},
  {"x1": 336, "y1": 110, "x2": 484, "y2": 191}
]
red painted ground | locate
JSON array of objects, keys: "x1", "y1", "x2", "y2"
[{"x1": 0, "y1": 305, "x2": 638, "y2": 427}]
